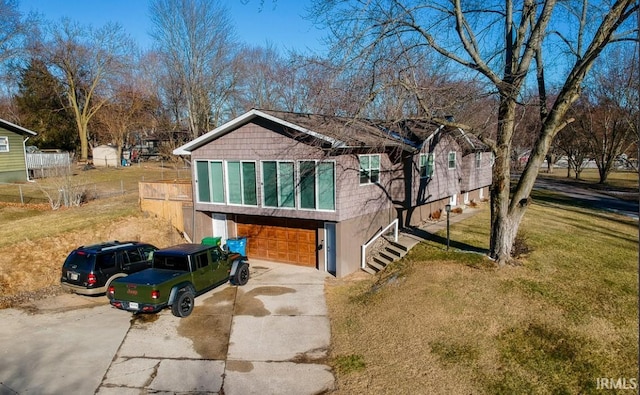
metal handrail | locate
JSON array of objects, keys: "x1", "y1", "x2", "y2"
[{"x1": 361, "y1": 218, "x2": 398, "y2": 269}]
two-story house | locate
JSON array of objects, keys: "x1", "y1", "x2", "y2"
[{"x1": 174, "y1": 109, "x2": 492, "y2": 277}]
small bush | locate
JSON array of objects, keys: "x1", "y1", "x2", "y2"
[
  {"x1": 431, "y1": 210, "x2": 442, "y2": 220},
  {"x1": 511, "y1": 230, "x2": 532, "y2": 258}
]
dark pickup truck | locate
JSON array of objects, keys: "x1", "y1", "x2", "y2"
[{"x1": 107, "y1": 243, "x2": 249, "y2": 317}]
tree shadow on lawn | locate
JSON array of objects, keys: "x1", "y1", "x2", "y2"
[{"x1": 405, "y1": 226, "x2": 489, "y2": 255}]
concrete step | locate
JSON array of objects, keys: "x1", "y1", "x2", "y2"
[
  {"x1": 362, "y1": 266, "x2": 377, "y2": 275},
  {"x1": 368, "y1": 260, "x2": 386, "y2": 272},
  {"x1": 379, "y1": 251, "x2": 398, "y2": 262},
  {"x1": 373, "y1": 255, "x2": 392, "y2": 267},
  {"x1": 388, "y1": 240, "x2": 409, "y2": 252},
  {"x1": 384, "y1": 244, "x2": 405, "y2": 258}
]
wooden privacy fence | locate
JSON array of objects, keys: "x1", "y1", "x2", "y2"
[{"x1": 139, "y1": 180, "x2": 193, "y2": 235}]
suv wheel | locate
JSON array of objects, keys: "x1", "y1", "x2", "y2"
[{"x1": 171, "y1": 290, "x2": 195, "y2": 317}]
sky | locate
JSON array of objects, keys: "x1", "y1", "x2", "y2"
[{"x1": 17, "y1": 0, "x2": 327, "y2": 54}]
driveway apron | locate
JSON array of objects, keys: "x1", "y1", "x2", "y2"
[{"x1": 97, "y1": 260, "x2": 335, "y2": 394}]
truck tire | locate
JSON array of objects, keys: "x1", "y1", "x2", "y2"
[
  {"x1": 232, "y1": 262, "x2": 250, "y2": 286},
  {"x1": 171, "y1": 290, "x2": 195, "y2": 317}
]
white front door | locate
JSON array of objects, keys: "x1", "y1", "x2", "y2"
[
  {"x1": 324, "y1": 223, "x2": 337, "y2": 275},
  {"x1": 212, "y1": 213, "x2": 228, "y2": 245},
  {"x1": 449, "y1": 194, "x2": 457, "y2": 206}
]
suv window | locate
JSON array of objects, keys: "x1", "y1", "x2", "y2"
[
  {"x1": 63, "y1": 251, "x2": 95, "y2": 271},
  {"x1": 124, "y1": 249, "x2": 142, "y2": 266},
  {"x1": 140, "y1": 246, "x2": 155, "y2": 260},
  {"x1": 96, "y1": 252, "x2": 117, "y2": 271}
]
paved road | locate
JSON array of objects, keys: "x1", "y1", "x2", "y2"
[
  {"x1": 533, "y1": 177, "x2": 638, "y2": 220},
  {"x1": 0, "y1": 261, "x2": 335, "y2": 395}
]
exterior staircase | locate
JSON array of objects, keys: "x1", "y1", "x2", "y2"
[{"x1": 362, "y1": 234, "x2": 423, "y2": 274}]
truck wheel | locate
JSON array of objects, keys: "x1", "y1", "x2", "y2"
[
  {"x1": 233, "y1": 262, "x2": 250, "y2": 286},
  {"x1": 171, "y1": 290, "x2": 195, "y2": 317}
]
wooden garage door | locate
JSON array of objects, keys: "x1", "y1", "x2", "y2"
[{"x1": 236, "y1": 216, "x2": 317, "y2": 267}]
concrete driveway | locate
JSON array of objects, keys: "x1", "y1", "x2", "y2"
[{"x1": 0, "y1": 260, "x2": 335, "y2": 395}]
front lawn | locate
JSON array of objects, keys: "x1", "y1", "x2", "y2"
[{"x1": 326, "y1": 193, "x2": 638, "y2": 393}]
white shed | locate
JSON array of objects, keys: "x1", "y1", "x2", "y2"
[{"x1": 92, "y1": 145, "x2": 119, "y2": 167}]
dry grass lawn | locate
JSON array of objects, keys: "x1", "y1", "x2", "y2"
[
  {"x1": 326, "y1": 197, "x2": 638, "y2": 394},
  {"x1": 0, "y1": 163, "x2": 189, "y2": 308}
]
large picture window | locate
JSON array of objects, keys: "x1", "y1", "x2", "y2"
[
  {"x1": 262, "y1": 161, "x2": 295, "y2": 208},
  {"x1": 195, "y1": 160, "x2": 224, "y2": 203},
  {"x1": 226, "y1": 161, "x2": 257, "y2": 206},
  {"x1": 299, "y1": 161, "x2": 335, "y2": 211},
  {"x1": 359, "y1": 154, "x2": 380, "y2": 184},
  {"x1": 0, "y1": 136, "x2": 8, "y2": 152},
  {"x1": 420, "y1": 153, "x2": 434, "y2": 178}
]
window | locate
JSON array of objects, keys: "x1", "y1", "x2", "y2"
[
  {"x1": 420, "y1": 153, "x2": 434, "y2": 178},
  {"x1": 299, "y1": 161, "x2": 335, "y2": 211},
  {"x1": 448, "y1": 152, "x2": 457, "y2": 169},
  {"x1": 195, "y1": 252, "x2": 209, "y2": 269},
  {"x1": 359, "y1": 154, "x2": 380, "y2": 184},
  {"x1": 262, "y1": 161, "x2": 295, "y2": 208},
  {"x1": 226, "y1": 161, "x2": 257, "y2": 206},
  {"x1": 0, "y1": 136, "x2": 8, "y2": 152},
  {"x1": 299, "y1": 161, "x2": 316, "y2": 209},
  {"x1": 195, "y1": 160, "x2": 224, "y2": 203},
  {"x1": 475, "y1": 152, "x2": 482, "y2": 168},
  {"x1": 125, "y1": 249, "x2": 142, "y2": 265},
  {"x1": 96, "y1": 253, "x2": 117, "y2": 270}
]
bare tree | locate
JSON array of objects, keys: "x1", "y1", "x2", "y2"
[
  {"x1": 313, "y1": 0, "x2": 638, "y2": 265},
  {"x1": 556, "y1": 102, "x2": 594, "y2": 179},
  {"x1": 0, "y1": 0, "x2": 24, "y2": 64},
  {"x1": 92, "y1": 66, "x2": 162, "y2": 165},
  {"x1": 39, "y1": 19, "x2": 134, "y2": 161},
  {"x1": 149, "y1": 0, "x2": 238, "y2": 137},
  {"x1": 586, "y1": 48, "x2": 638, "y2": 182}
]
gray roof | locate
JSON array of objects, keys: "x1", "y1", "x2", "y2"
[{"x1": 173, "y1": 109, "x2": 485, "y2": 155}]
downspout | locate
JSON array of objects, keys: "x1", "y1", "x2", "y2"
[{"x1": 23, "y1": 137, "x2": 35, "y2": 182}]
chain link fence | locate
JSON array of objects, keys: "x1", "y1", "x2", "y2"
[{"x1": 0, "y1": 163, "x2": 191, "y2": 207}]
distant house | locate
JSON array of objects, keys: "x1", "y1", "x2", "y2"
[
  {"x1": 0, "y1": 118, "x2": 37, "y2": 183},
  {"x1": 174, "y1": 109, "x2": 492, "y2": 277}
]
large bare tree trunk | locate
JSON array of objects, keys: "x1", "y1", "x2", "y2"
[{"x1": 489, "y1": 97, "x2": 522, "y2": 264}]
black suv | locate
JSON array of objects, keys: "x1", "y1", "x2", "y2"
[{"x1": 60, "y1": 241, "x2": 158, "y2": 295}]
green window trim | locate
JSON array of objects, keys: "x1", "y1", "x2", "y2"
[
  {"x1": 226, "y1": 161, "x2": 257, "y2": 206},
  {"x1": 262, "y1": 161, "x2": 295, "y2": 208},
  {"x1": 299, "y1": 160, "x2": 336, "y2": 211},
  {"x1": 196, "y1": 161, "x2": 211, "y2": 202},
  {"x1": 359, "y1": 154, "x2": 380, "y2": 185},
  {"x1": 299, "y1": 161, "x2": 316, "y2": 209},
  {"x1": 195, "y1": 160, "x2": 225, "y2": 204}
]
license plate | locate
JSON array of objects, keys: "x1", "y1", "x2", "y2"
[
  {"x1": 68, "y1": 272, "x2": 78, "y2": 280},
  {"x1": 129, "y1": 302, "x2": 139, "y2": 310}
]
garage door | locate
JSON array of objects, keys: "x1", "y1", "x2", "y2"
[{"x1": 236, "y1": 216, "x2": 317, "y2": 267}]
